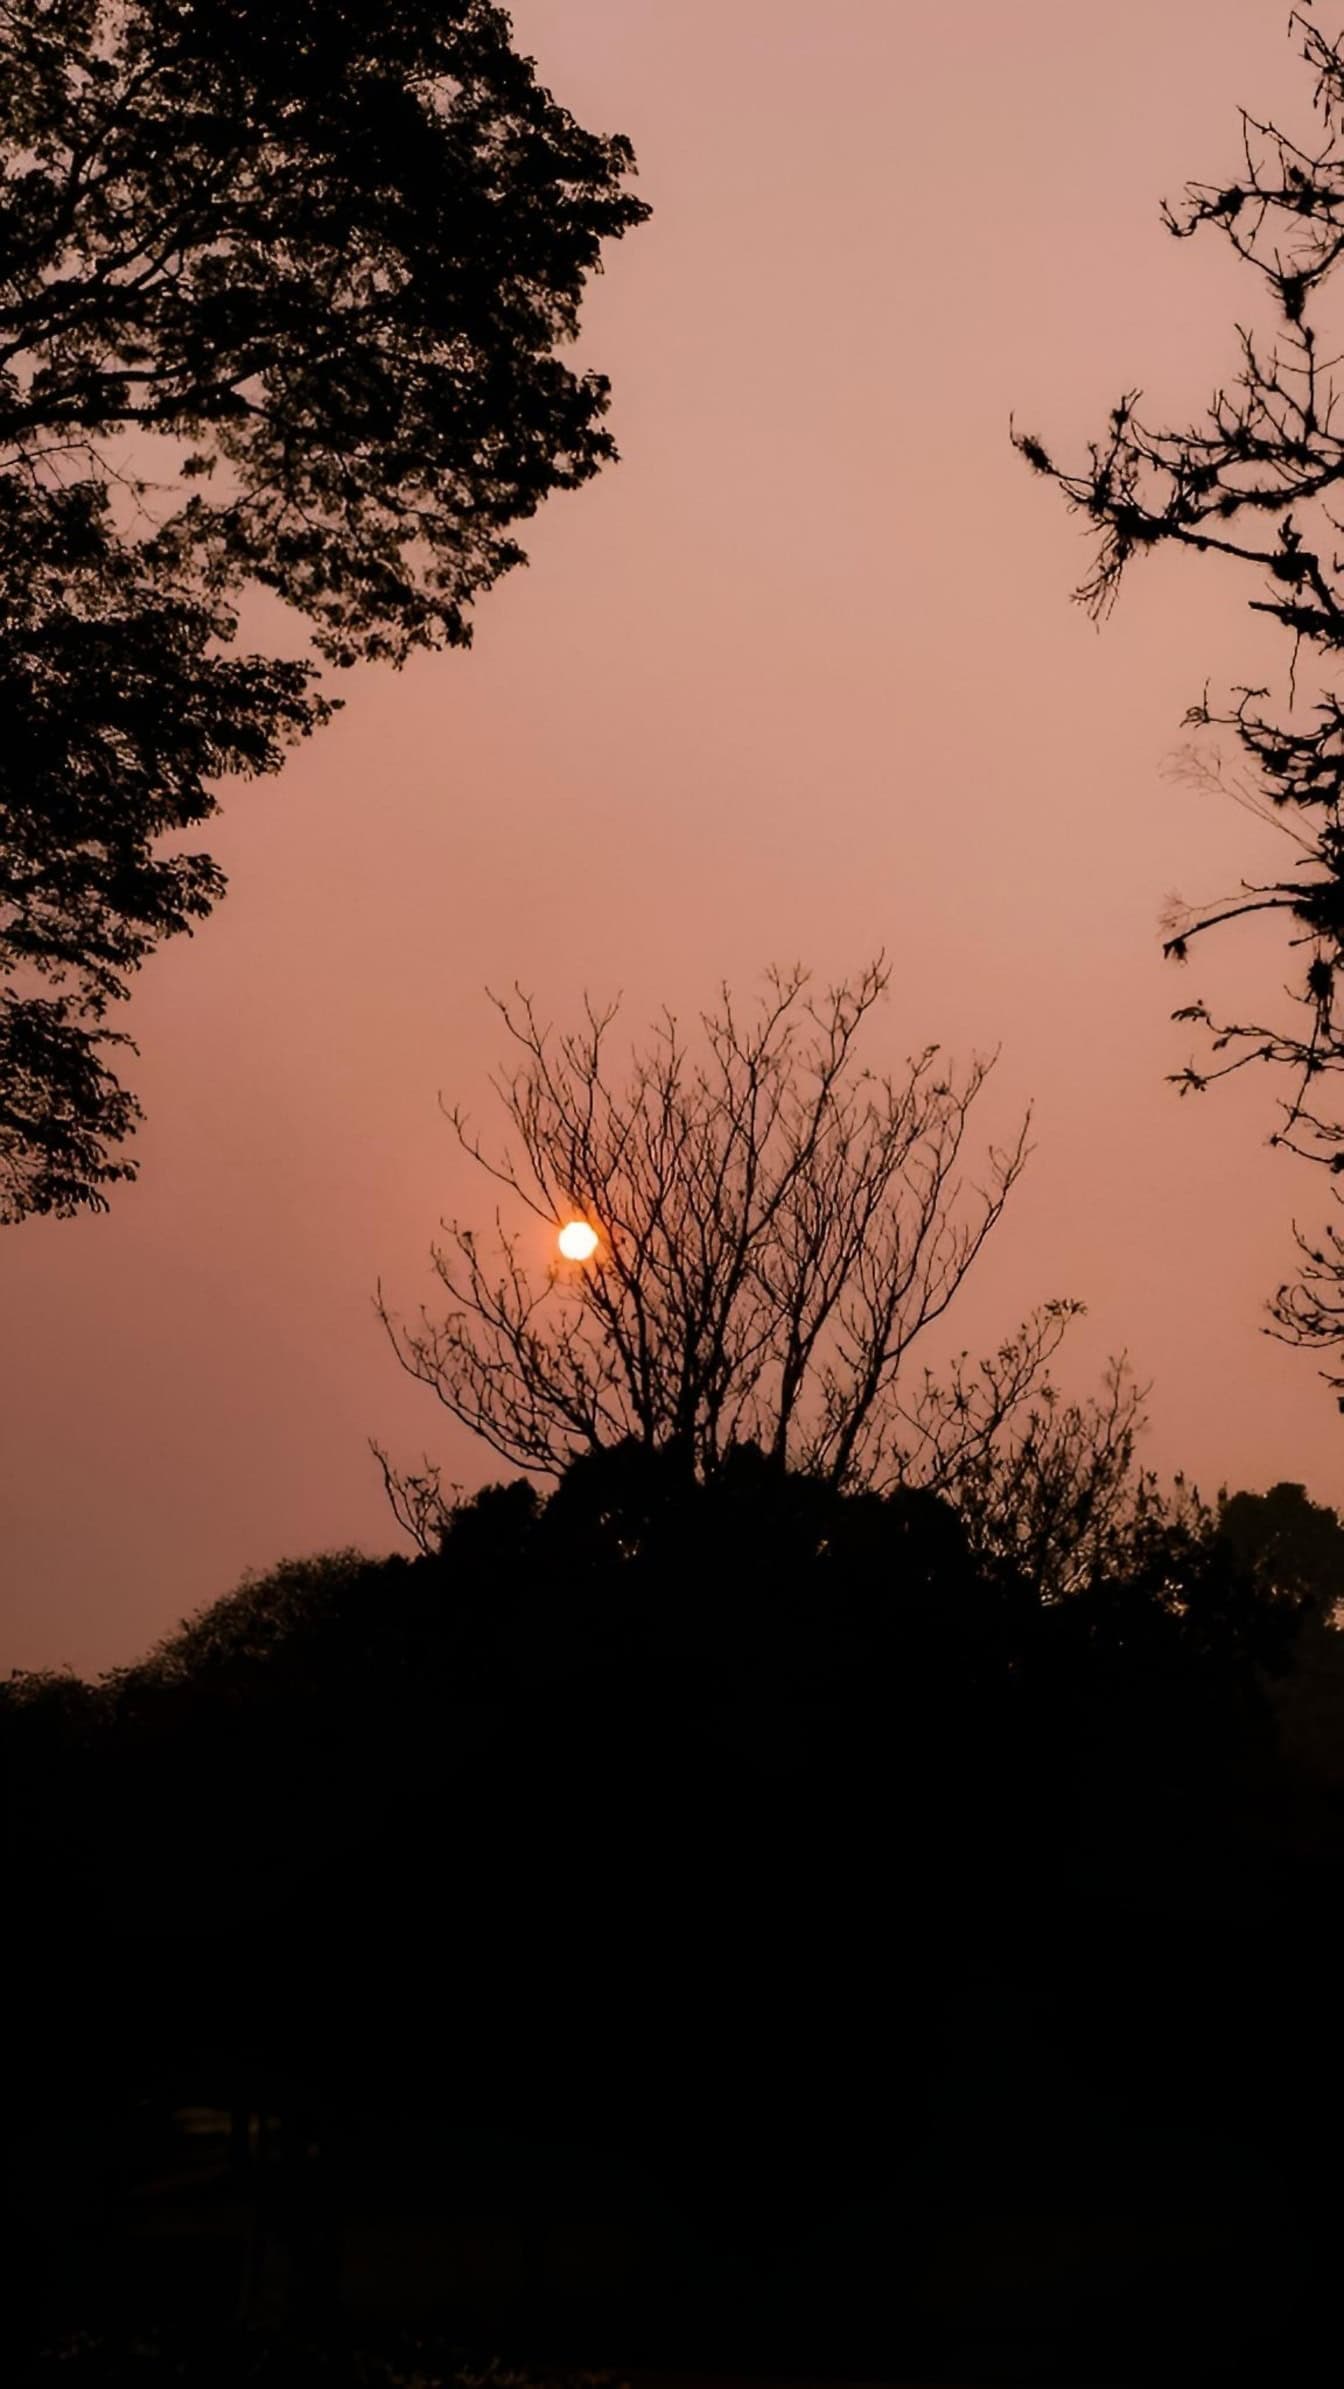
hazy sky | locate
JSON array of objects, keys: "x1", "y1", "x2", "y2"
[{"x1": 5, "y1": 0, "x2": 1341, "y2": 1676}]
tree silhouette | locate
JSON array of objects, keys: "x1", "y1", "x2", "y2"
[
  {"x1": 1016, "y1": 5, "x2": 1344, "y2": 1395},
  {"x1": 372, "y1": 960, "x2": 1137, "y2": 1541},
  {"x1": 1217, "y1": 1476, "x2": 1344, "y2": 1620},
  {"x1": 5, "y1": 1441, "x2": 1337, "y2": 2371},
  {"x1": 1, "y1": 473, "x2": 328, "y2": 1217},
  {"x1": 0, "y1": 0, "x2": 648, "y2": 1219},
  {"x1": 945, "y1": 1351, "x2": 1158, "y2": 1598}
]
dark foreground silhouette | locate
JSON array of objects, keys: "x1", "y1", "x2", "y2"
[{"x1": 6, "y1": 1453, "x2": 1343, "y2": 2384}]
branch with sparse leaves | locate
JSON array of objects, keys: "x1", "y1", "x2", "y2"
[{"x1": 1017, "y1": 2, "x2": 1344, "y2": 1395}]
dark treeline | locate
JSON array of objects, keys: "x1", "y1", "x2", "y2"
[{"x1": 6, "y1": 1453, "x2": 1343, "y2": 2384}]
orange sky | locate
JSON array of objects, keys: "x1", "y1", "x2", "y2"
[{"x1": 5, "y1": 0, "x2": 1341, "y2": 1675}]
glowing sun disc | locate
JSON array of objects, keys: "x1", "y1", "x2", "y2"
[{"x1": 558, "y1": 1218, "x2": 599, "y2": 1262}]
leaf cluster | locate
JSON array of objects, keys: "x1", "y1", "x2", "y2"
[{"x1": 0, "y1": 0, "x2": 648, "y2": 1212}]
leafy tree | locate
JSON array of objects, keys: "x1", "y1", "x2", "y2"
[
  {"x1": 1, "y1": 473, "x2": 326, "y2": 1216},
  {"x1": 0, "y1": 0, "x2": 648, "y2": 1218},
  {"x1": 119, "y1": 1547, "x2": 398, "y2": 1694},
  {"x1": 1217, "y1": 1477, "x2": 1344, "y2": 1619},
  {"x1": 1016, "y1": 5, "x2": 1344, "y2": 1393},
  {"x1": 375, "y1": 959, "x2": 1140, "y2": 1538}
]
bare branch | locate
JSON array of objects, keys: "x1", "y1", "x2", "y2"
[{"x1": 377, "y1": 966, "x2": 1067, "y2": 1506}]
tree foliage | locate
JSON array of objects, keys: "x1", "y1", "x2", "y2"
[
  {"x1": 3, "y1": 1453, "x2": 1336, "y2": 2377},
  {"x1": 5, "y1": 1448, "x2": 1325, "y2": 1958},
  {"x1": 0, "y1": 0, "x2": 648, "y2": 1217},
  {"x1": 1017, "y1": 4, "x2": 1344, "y2": 1393},
  {"x1": 0, "y1": 473, "x2": 326, "y2": 1215},
  {"x1": 1218, "y1": 1475, "x2": 1344, "y2": 1621}
]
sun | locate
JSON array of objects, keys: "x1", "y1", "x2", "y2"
[{"x1": 557, "y1": 1218, "x2": 600, "y2": 1262}]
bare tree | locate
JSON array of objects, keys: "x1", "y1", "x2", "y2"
[
  {"x1": 374, "y1": 961, "x2": 1111, "y2": 1541},
  {"x1": 1016, "y1": 4, "x2": 1344, "y2": 1396}
]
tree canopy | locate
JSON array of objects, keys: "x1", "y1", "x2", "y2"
[
  {"x1": 5, "y1": 1432, "x2": 1338, "y2": 2373},
  {"x1": 0, "y1": 0, "x2": 648, "y2": 1219},
  {"x1": 6, "y1": 1445, "x2": 1323, "y2": 1949}
]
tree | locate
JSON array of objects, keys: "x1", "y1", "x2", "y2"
[
  {"x1": 1, "y1": 472, "x2": 327, "y2": 1217},
  {"x1": 937, "y1": 1352, "x2": 1156, "y2": 1599},
  {"x1": 375, "y1": 959, "x2": 1108, "y2": 1536},
  {"x1": 1015, "y1": 5, "x2": 1344, "y2": 1394},
  {"x1": 1217, "y1": 1478, "x2": 1344, "y2": 1622},
  {"x1": 0, "y1": 0, "x2": 648, "y2": 1218}
]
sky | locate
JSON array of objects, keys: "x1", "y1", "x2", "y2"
[{"x1": 4, "y1": 0, "x2": 1342, "y2": 1676}]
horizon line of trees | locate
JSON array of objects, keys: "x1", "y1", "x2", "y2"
[{"x1": 6, "y1": 1457, "x2": 1341, "y2": 1704}]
